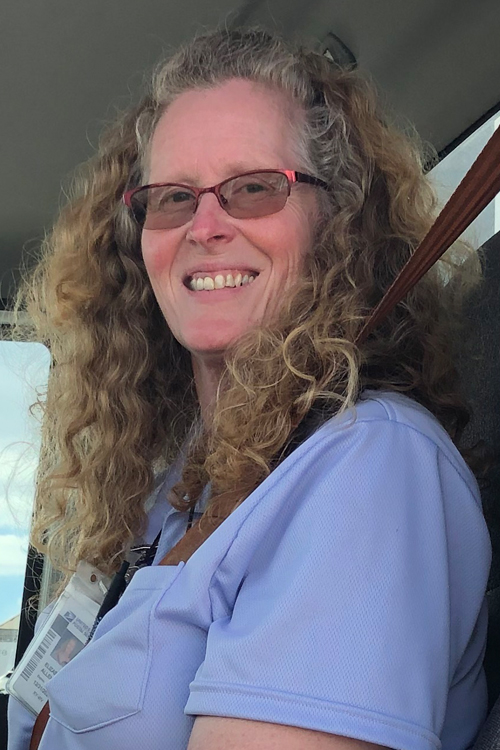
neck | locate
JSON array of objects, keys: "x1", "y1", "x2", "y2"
[{"x1": 191, "y1": 354, "x2": 224, "y2": 425}]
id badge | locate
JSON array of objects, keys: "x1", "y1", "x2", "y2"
[{"x1": 6, "y1": 561, "x2": 110, "y2": 716}]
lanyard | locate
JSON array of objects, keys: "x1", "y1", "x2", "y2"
[{"x1": 87, "y1": 504, "x2": 196, "y2": 642}]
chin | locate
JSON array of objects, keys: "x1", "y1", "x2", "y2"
[{"x1": 184, "y1": 326, "x2": 254, "y2": 358}]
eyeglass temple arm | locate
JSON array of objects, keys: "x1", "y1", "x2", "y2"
[{"x1": 294, "y1": 172, "x2": 329, "y2": 189}]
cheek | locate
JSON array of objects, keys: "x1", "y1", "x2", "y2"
[
  {"x1": 277, "y1": 205, "x2": 316, "y2": 271},
  {"x1": 141, "y1": 233, "x2": 176, "y2": 278}
]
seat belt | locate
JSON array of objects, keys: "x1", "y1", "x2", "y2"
[
  {"x1": 29, "y1": 126, "x2": 500, "y2": 749},
  {"x1": 356, "y1": 126, "x2": 500, "y2": 344}
]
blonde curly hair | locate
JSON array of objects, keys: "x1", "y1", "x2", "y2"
[{"x1": 14, "y1": 27, "x2": 479, "y2": 577}]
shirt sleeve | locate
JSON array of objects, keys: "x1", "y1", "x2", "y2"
[{"x1": 185, "y1": 417, "x2": 491, "y2": 750}]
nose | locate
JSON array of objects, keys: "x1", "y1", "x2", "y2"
[{"x1": 186, "y1": 192, "x2": 236, "y2": 247}]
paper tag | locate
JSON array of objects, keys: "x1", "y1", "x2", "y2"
[{"x1": 6, "y1": 562, "x2": 109, "y2": 716}]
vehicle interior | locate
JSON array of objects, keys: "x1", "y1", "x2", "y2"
[{"x1": 1, "y1": 0, "x2": 499, "y2": 747}]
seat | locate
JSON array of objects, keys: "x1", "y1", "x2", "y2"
[{"x1": 459, "y1": 230, "x2": 500, "y2": 748}]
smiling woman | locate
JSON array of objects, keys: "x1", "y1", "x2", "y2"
[{"x1": 7, "y1": 26, "x2": 490, "y2": 750}]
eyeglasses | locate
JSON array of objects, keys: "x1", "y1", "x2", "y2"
[{"x1": 122, "y1": 169, "x2": 329, "y2": 230}]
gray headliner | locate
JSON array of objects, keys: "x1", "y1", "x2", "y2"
[{"x1": 1, "y1": 0, "x2": 499, "y2": 300}]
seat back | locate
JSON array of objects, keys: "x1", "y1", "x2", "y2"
[
  {"x1": 473, "y1": 700, "x2": 500, "y2": 750},
  {"x1": 458, "y1": 230, "x2": 500, "y2": 711}
]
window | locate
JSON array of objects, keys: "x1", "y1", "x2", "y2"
[
  {"x1": 429, "y1": 111, "x2": 500, "y2": 247},
  {"x1": 0, "y1": 340, "x2": 51, "y2": 680}
]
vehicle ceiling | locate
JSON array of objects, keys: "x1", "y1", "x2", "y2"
[{"x1": 1, "y1": 0, "x2": 499, "y2": 303}]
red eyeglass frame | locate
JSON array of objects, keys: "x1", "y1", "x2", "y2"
[{"x1": 122, "y1": 169, "x2": 329, "y2": 226}]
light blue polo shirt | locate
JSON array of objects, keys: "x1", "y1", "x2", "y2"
[{"x1": 8, "y1": 391, "x2": 491, "y2": 750}]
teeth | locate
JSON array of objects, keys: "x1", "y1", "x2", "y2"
[
  {"x1": 214, "y1": 274, "x2": 225, "y2": 289},
  {"x1": 188, "y1": 273, "x2": 258, "y2": 291}
]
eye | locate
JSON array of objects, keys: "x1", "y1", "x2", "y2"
[
  {"x1": 242, "y1": 182, "x2": 268, "y2": 194},
  {"x1": 228, "y1": 173, "x2": 284, "y2": 198},
  {"x1": 169, "y1": 191, "x2": 193, "y2": 204},
  {"x1": 147, "y1": 187, "x2": 196, "y2": 212}
]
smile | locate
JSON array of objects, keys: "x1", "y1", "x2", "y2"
[{"x1": 184, "y1": 270, "x2": 259, "y2": 291}]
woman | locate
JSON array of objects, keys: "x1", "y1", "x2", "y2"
[{"x1": 8, "y1": 27, "x2": 490, "y2": 750}]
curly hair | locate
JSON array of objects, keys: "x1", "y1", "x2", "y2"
[{"x1": 14, "y1": 27, "x2": 480, "y2": 577}]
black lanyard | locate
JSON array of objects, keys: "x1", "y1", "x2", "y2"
[{"x1": 87, "y1": 504, "x2": 196, "y2": 642}]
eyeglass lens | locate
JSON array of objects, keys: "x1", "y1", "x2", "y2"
[{"x1": 132, "y1": 171, "x2": 290, "y2": 229}]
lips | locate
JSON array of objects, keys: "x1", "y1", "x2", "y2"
[
  {"x1": 183, "y1": 269, "x2": 260, "y2": 289},
  {"x1": 184, "y1": 268, "x2": 259, "y2": 282},
  {"x1": 185, "y1": 271, "x2": 258, "y2": 291}
]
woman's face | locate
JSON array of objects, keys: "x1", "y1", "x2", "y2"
[{"x1": 141, "y1": 78, "x2": 319, "y2": 362}]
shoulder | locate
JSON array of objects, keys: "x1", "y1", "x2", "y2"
[
  {"x1": 355, "y1": 390, "x2": 466, "y2": 463},
  {"x1": 295, "y1": 390, "x2": 479, "y2": 500},
  {"x1": 217, "y1": 392, "x2": 485, "y2": 570},
  {"x1": 216, "y1": 391, "x2": 482, "y2": 548},
  {"x1": 192, "y1": 392, "x2": 488, "y2": 608},
  {"x1": 324, "y1": 389, "x2": 459, "y2": 453},
  {"x1": 231, "y1": 390, "x2": 487, "y2": 565}
]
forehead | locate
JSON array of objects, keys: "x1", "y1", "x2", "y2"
[{"x1": 147, "y1": 79, "x2": 302, "y2": 183}]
